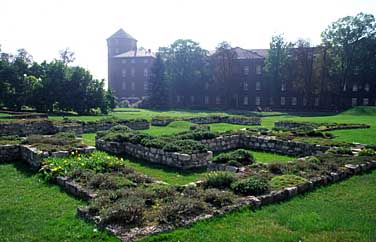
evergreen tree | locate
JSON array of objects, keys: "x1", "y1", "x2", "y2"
[{"x1": 147, "y1": 53, "x2": 168, "y2": 108}]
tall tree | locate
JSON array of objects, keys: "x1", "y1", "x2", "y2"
[
  {"x1": 59, "y1": 48, "x2": 76, "y2": 65},
  {"x1": 321, "y1": 12, "x2": 376, "y2": 93},
  {"x1": 264, "y1": 34, "x2": 292, "y2": 99},
  {"x1": 210, "y1": 41, "x2": 237, "y2": 107},
  {"x1": 147, "y1": 53, "x2": 169, "y2": 108}
]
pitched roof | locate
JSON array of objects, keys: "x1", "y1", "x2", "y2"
[
  {"x1": 249, "y1": 49, "x2": 268, "y2": 58},
  {"x1": 114, "y1": 48, "x2": 155, "y2": 58},
  {"x1": 232, "y1": 47, "x2": 265, "y2": 59},
  {"x1": 107, "y1": 28, "x2": 136, "y2": 40}
]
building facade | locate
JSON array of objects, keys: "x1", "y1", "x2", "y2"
[
  {"x1": 107, "y1": 29, "x2": 155, "y2": 103},
  {"x1": 107, "y1": 29, "x2": 376, "y2": 110}
]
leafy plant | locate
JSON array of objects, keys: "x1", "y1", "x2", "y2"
[
  {"x1": 358, "y1": 148, "x2": 376, "y2": 156},
  {"x1": 231, "y1": 176, "x2": 270, "y2": 195},
  {"x1": 203, "y1": 188, "x2": 235, "y2": 208},
  {"x1": 203, "y1": 171, "x2": 237, "y2": 189},
  {"x1": 270, "y1": 174, "x2": 308, "y2": 190}
]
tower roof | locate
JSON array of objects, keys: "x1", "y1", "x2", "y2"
[{"x1": 107, "y1": 28, "x2": 136, "y2": 40}]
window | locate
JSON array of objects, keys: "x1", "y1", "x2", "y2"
[
  {"x1": 244, "y1": 81, "x2": 248, "y2": 91},
  {"x1": 255, "y1": 96, "x2": 261, "y2": 106},
  {"x1": 365, "y1": 83, "x2": 370, "y2": 92},
  {"x1": 281, "y1": 97, "x2": 286, "y2": 106},
  {"x1": 281, "y1": 82, "x2": 286, "y2": 92},
  {"x1": 363, "y1": 98, "x2": 369, "y2": 105},
  {"x1": 121, "y1": 69, "x2": 127, "y2": 77},
  {"x1": 255, "y1": 81, "x2": 261, "y2": 91},
  {"x1": 131, "y1": 82, "x2": 135, "y2": 91},
  {"x1": 131, "y1": 59, "x2": 136, "y2": 64},
  {"x1": 216, "y1": 96, "x2": 221, "y2": 105},
  {"x1": 243, "y1": 96, "x2": 248, "y2": 105},
  {"x1": 114, "y1": 39, "x2": 119, "y2": 44},
  {"x1": 131, "y1": 68, "x2": 135, "y2": 77},
  {"x1": 177, "y1": 96, "x2": 181, "y2": 103},
  {"x1": 122, "y1": 81, "x2": 126, "y2": 90},
  {"x1": 143, "y1": 68, "x2": 148, "y2": 77},
  {"x1": 190, "y1": 96, "x2": 195, "y2": 103},
  {"x1": 292, "y1": 97, "x2": 297, "y2": 106},
  {"x1": 115, "y1": 48, "x2": 119, "y2": 54},
  {"x1": 269, "y1": 97, "x2": 274, "y2": 105},
  {"x1": 204, "y1": 96, "x2": 209, "y2": 104},
  {"x1": 314, "y1": 97, "x2": 319, "y2": 106},
  {"x1": 352, "y1": 84, "x2": 358, "y2": 92},
  {"x1": 256, "y1": 65, "x2": 262, "y2": 75},
  {"x1": 303, "y1": 97, "x2": 307, "y2": 106},
  {"x1": 244, "y1": 66, "x2": 249, "y2": 75},
  {"x1": 352, "y1": 98, "x2": 357, "y2": 106},
  {"x1": 144, "y1": 81, "x2": 148, "y2": 91},
  {"x1": 205, "y1": 82, "x2": 209, "y2": 90},
  {"x1": 143, "y1": 59, "x2": 148, "y2": 64},
  {"x1": 121, "y1": 59, "x2": 127, "y2": 64}
]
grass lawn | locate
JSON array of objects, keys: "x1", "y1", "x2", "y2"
[
  {"x1": 81, "y1": 133, "x2": 96, "y2": 146},
  {"x1": 213, "y1": 149, "x2": 295, "y2": 163},
  {"x1": 0, "y1": 162, "x2": 119, "y2": 242},
  {"x1": 121, "y1": 156, "x2": 209, "y2": 185},
  {"x1": 142, "y1": 170, "x2": 376, "y2": 242}
]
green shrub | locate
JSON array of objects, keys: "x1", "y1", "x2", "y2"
[
  {"x1": 189, "y1": 124, "x2": 210, "y2": 131},
  {"x1": 100, "y1": 196, "x2": 145, "y2": 226},
  {"x1": 306, "y1": 156, "x2": 321, "y2": 164},
  {"x1": 88, "y1": 174, "x2": 135, "y2": 190},
  {"x1": 326, "y1": 147, "x2": 353, "y2": 155},
  {"x1": 158, "y1": 197, "x2": 207, "y2": 225},
  {"x1": 358, "y1": 148, "x2": 376, "y2": 156},
  {"x1": 203, "y1": 188, "x2": 235, "y2": 208},
  {"x1": 203, "y1": 171, "x2": 237, "y2": 189},
  {"x1": 231, "y1": 176, "x2": 270, "y2": 195},
  {"x1": 212, "y1": 149, "x2": 255, "y2": 167},
  {"x1": 22, "y1": 132, "x2": 85, "y2": 152},
  {"x1": 268, "y1": 162, "x2": 285, "y2": 174},
  {"x1": 0, "y1": 135, "x2": 21, "y2": 145},
  {"x1": 270, "y1": 174, "x2": 308, "y2": 190}
]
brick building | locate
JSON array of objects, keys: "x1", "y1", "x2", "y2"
[{"x1": 107, "y1": 29, "x2": 375, "y2": 110}]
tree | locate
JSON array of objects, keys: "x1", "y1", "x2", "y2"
[
  {"x1": 59, "y1": 48, "x2": 75, "y2": 65},
  {"x1": 159, "y1": 39, "x2": 208, "y2": 104},
  {"x1": 264, "y1": 34, "x2": 292, "y2": 99},
  {"x1": 147, "y1": 53, "x2": 169, "y2": 108},
  {"x1": 321, "y1": 12, "x2": 376, "y2": 94},
  {"x1": 210, "y1": 41, "x2": 237, "y2": 107}
]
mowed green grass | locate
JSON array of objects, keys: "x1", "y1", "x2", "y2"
[
  {"x1": 142, "y1": 170, "x2": 376, "y2": 242},
  {"x1": 0, "y1": 162, "x2": 119, "y2": 242}
]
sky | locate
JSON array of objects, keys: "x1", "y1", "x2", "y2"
[{"x1": 1, "y1": 0, "x2": 375, "y2": 85}]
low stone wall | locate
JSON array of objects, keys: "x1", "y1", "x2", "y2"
[
  {"x1": 185, "y1": 116, "x2": 261, "y2": 126},
  {"x1": 77, "y1": 159, "x2": 376, "y2": 242},
  {"x1": 0, "y1": 119, "x2": 150, "y2": 136},
  {"x1": 96, "y1": 139, "x2": 212, "y2": 169},
  {"x1": 0, "y1": 145, "x2": 20, "y2": 162},
  {"x1": 274, "y1": 121, "x2": 370, "y2": 131},
  {"x1": 151, "y1": 118, "x2": 176, "y2": 126},
  {"x1": 0, "y1": 119, "x2": 56, "y2": 136},
  {"x1": 0, "y1": 144, "x2": 95, "y2": 169},
  {"x1": 200, "y1": 134, "x2": 329, "y2": 157},
  {"x1": 55, "y1": 176, "x2": 96, "y2": 201}
]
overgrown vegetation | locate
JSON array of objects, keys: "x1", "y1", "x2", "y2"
[{"x1": 22, "y1": 132, "x2": 86, "y2": 152}]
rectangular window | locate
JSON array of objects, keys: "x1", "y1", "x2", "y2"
[
  {"x1": 303, "y1": 97, "x2": 307, "y2": 106},
  {"x1": 143, "y1": 68, "x2": 148, "y2": 77},
  {"x1": 131, "y1": 59, "x2": 136, "y2": 64},
  {"x1": 363, "y1": 98, "x2": 369, "y2": 105},
  {"x1": 353, "y1": 84, "x2": 358, "y2": 92},
  {"x1": 177, "y1": 96, "x2": 181, "y2": 103},
  {"x1": 204, "y1": 96, "x2": 209, "y2": 104},
  {"x1": 131, "y1": 82, "x2": 135, "y2": 91},
  {"x1": 352, "y1": 98, "x2": 357, "y2": 106},
  {"x1": 205, "y1": 82, "x2": 209, "y2": 90},
  {"x1": 244, "y1": 81, "x2": 248, "y2": 91},
  {"x1": 244, "y1": 66, "x2": 249, "y2": 75},
  {"x1": 292, "y1": 97, "x2": 297, "y2": 106},
  {"x1": 256, "y1": 65, "x2": 262, "y2": 75},
  {"x1": 281, "y1": 82, "x2": 286, "y2": 92},
  {"x1": 365, "y1": 83, "x2": 370, "y2": 92},
  {"x1": 216, "y1": 96, "x2": 221, "y2": 105},
  {"x1": 314, "y1": 97, "x2": 320, "y2": 106},
  {"x1": 256, "y1": 81, "x2": 261, "y2": 91},
  {"x1": 121, "y1": 59, "x2": 127, "y2": 64},
  {"x1": 122, "y1": 81, "x2": 126, "y2": 90},
  {"x1": 281, "y1": 97, "x2": 286, "y2": 106},
  {"x1": 243, "y1": 96, "x2": 248, "y2": 105},
  {"x1": 131, "y1": 68, "x2": 135, "y2": 77},
  {"x1": 121, "y1": 69, "x2": 127, "y2": 77},
  {"x1": 269, "y1": 97, "x2": 274, "y2": 105},
  {"x1": 115, "y1": 48, "x2": 119, "y2": 54},
  {"x1": 144, "y1": 81, "x2": 148, "y2": 91},
  {"x1": 190, "y1": 96, "x2": 195, "y2": 103},
  {"x1": 255, "y1": 96, "x2": 261, "y2": 106}
]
